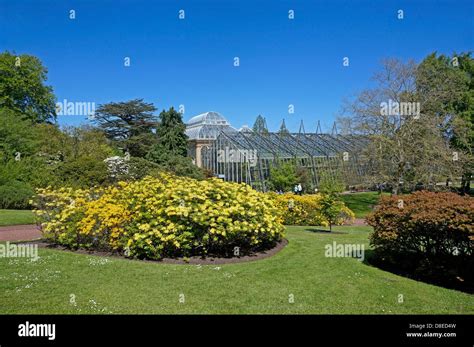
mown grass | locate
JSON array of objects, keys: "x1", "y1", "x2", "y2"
[
  {"x1": 0, "y1": 225, "x2": 472, "y2": 314},
  {"x1": 0, "y1": 209, "x2": 35, "y2": 226},
  {"x1": 339, "y1": 192, "x2": 389, "y2": 218}
]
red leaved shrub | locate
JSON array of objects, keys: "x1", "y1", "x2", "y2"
[{"x1": 366, "y1": 191, "x2": 473, "y2": 291}]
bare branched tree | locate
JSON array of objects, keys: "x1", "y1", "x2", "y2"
[{"x1": 338, "y1": 58, "x2": 468, "y2": 194}]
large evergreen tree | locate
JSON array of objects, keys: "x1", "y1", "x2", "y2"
[
  {"x1": 146, "y1": 107, "x2": 188, "y2": 163},
  {"x1": 93, "y1": 99, "x2": 158, "y2": 157}
]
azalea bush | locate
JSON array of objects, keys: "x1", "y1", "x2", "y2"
[
  {"x1": 367, "y1": 191, "x2": 474, "y2": 290},
  {"x1": 33, "y1": 174, "x2": 284, "y2": 259},
  {"x1": 269, "y1": 193, "x2": 354, "y2": 226}
]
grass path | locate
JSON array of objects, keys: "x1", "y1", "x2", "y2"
[{"x1": 0, "y1": 225, "x2": 472, "y2": 314}]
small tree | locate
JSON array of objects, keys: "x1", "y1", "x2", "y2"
[{"x1": 320, "y1": 194, "x2": 346, "y2": 232}]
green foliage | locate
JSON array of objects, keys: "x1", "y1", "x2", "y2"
[
  {"x1": 268, "y1": 161, "x2": 297, "y2": 192},
  {"x1": 319, "y1": 194, "x2": 348, "y2": 231},
  {"x1": 318, "y1": 169, "x2": 345, "y2": 195},
  {"x1": 0, "y1": 51, "x2": 56, "y2": 123},
  {"x1": 0, "y1": 121, "x2": 116, "y2": 208},
  {"x1": 0, "y1": 181, "x2": 34, "y2": 209},
  {"x1": 124, "y1": 156, "x2": 161, "y2": 180},
  {"x1": 152, "y1": 154, "x2": 204, "y2": 180},
  {"x1": 56, "y1": 156, "x2": 109, "y2": 188},
  {"x1": 153, "y1": 107, "x2": 188, "y2": 157},
  {"x1": 295, "y1": 166, "x2": 312, "y2": 192},
  {"x1": 0, "y1": 108, "x2": 38, "y2": 162},
  {"x1": 93, "y1": 99, "x2": 158, "y2": 157},
  {"x1": 146, "y1": 107, "x2": 203, "y2": 179},
  {"x1": 36, "y1": 125, "x2": 114, "y2": 188}
]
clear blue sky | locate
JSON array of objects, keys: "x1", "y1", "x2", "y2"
[{"x1": 1, "y1": 0, "x2": 473, "y2": 132}]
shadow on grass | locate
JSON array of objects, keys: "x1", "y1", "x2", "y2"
[
  {"x1": 304, "y1": 228, "x2": 347, "y2": 235},
  {"x1": 362, "y1": 249, "x2": 473, "y2": 294}
]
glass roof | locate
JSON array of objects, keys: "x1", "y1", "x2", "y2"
[{"x1": 185, "y1": 112, "x2": 235, "y2": 140}]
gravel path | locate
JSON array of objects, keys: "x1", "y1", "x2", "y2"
[{"x1": 0, "y1": 224, "x2": 41, "y2": 241}]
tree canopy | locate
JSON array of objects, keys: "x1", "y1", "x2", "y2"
[
  {"x1": 93, "y1": 99, "x2": 158, "y2": 157},
  {"x1": 0, "y1": 51, "x2": 56, "y2": 123},
  {"x1": 339, "y1": 56, "x2": 473, "y2": 193}
]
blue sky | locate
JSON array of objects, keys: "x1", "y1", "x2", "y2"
[{"x1": 1, "y1": 0, "x2": 473, "y2": 132}]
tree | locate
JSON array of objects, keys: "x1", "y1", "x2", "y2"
[
  {"x1": 268, "y1": 161, "x2": 297, "y2": 191},
  {"x1": 252, "y1": 115, "x2": 269, "y2": 134},
  {"x1": 0, "y1": 52, "x2": 56, "y2": 123},
  {"x1": 93, "y1": 99, "x2": 158, "y2": 157},
  {"x1": 295, "y1": 165, "x2": 312, "y2": 192},
  {"x1": 34, "y1": 125, "x2": 114, "y2": 188},
  {"x1": 417, "y1": 52, "x2": 474, "y2": 194},
  {"x1": 278, "y1": 119, "x2": 290, "y2": 135},
  {"x1": 147, "y1": 107, "x2": 188, "y2": 162},
  {"x1": 0, "y1": 108, "x2": 38, "y2": 163},
  {"x1": 340, "y1": 58, "x2": 466, "y2": 194},
  {"x1": 320, "y1": 194, "x2": 346, "y2": 232}
]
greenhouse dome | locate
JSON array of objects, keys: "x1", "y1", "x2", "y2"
[{"x1": 185, "y1": 111, "x2": 235, "y2": 140}]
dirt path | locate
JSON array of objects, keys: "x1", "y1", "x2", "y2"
[{"x1": 0, "y1": 224, "x2": 42, "y2": 242}]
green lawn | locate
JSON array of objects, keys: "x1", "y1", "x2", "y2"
[
  {"x1": 0, "y1": 225, "x2": 472, "y2": 314},
  {"x1": 0, "y1": 209, "x2": 35, "y2": 226},
  {"x1": 339, "y1": 192, "x2": 389, "y2": 218}
]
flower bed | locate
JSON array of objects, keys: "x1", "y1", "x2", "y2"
[{"x1": 33, "y1": 174, "x2": 284, "y2": 260}]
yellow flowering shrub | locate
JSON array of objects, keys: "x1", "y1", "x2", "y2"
[
  {"x1": 269, "y1": 193, "x2": 355, "y2": 226},
  {"x1": 33, "y1": 174, "x2": 284, "y2": 259}
]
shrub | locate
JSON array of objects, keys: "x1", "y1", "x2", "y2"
[
  {"x1": 0, "y1": 181, "x2": 34, "y2": 209},
  {"x1": 33, "y1": 174, "x2": 284, "y2": 259},
  {"x1": 366, "y1": 191, "x2": 474, "y2": 289},
  {"x1": 269, "y1": 193, "x2": 354, "y2": 226}
]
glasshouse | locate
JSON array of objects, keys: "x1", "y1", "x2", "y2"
[{"x1": 186, "y1": 112, "x2": 370, "y2": 191}]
